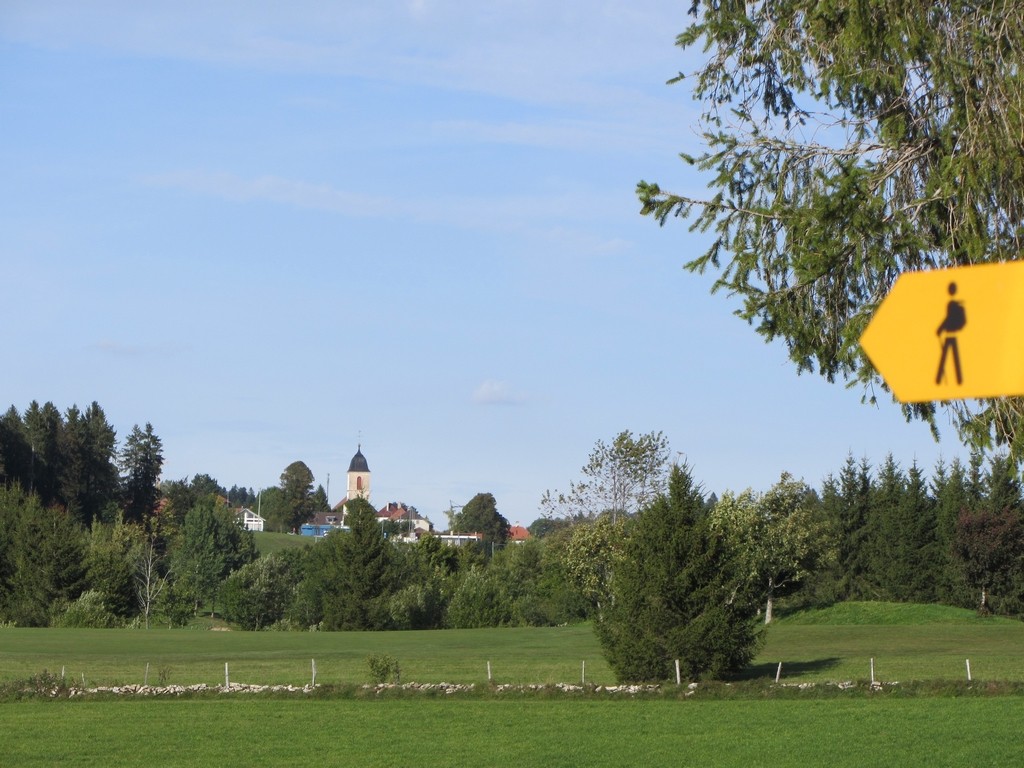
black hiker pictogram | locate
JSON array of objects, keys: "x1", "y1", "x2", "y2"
[{"x1": 936, "y1": 281, "x2": 965, "y2": 385}]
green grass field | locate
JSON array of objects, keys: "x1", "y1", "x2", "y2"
[
  {"x1": 1, "y1": 602, "x2": 1020, "y2": 688},
  {"x1": 4, "y1": 698, "x2": 1024, "y2": 767},
  {"x1": 0, "y1": 624, "x2": 609, "y2": 687},
  {"x1": 3, "y1": 603, "x2": 1024, "y2": 766}
]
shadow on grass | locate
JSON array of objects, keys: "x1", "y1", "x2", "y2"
[{"x1": 729, "y1": 657, "x2": 842, "y2": 682}]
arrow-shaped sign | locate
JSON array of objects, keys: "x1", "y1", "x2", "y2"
[{"x1": 860, "y1": 261, "x2": 1024, "y2": 403}]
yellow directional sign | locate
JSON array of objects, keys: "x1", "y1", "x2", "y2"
[{"x1": 860, "y1": 261, "x2": 1024, "y2": 402}]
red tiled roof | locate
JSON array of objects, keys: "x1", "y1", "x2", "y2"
[{"x1": 509, "y1": 525, "x2": 531, "y2": 541}]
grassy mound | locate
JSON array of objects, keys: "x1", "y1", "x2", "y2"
[{"x1": 777, "y1": 601, "x2": 1019, "y2": 626}]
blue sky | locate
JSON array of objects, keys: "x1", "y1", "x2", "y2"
[{"x1": 1, "y1": 2, "x2": 967, "y2": 527}]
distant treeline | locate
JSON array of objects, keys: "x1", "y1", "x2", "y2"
[
  {"x1": 810, "y1": 452, "x2": 1024, "y2": 615},
  {"x1": 2, "y1": 400, "x2": 1023, "y2": 638}
]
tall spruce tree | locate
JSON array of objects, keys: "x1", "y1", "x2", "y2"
[
  {"x1": 0, "y1": 406, "x2": 31, "y2": 489},
  {"x1": 866, "y1": 455, "x2": 908, "y2": 598},
  {"x1": 894, "y1": 462, "x2": 940, "y2": 603},
  {"x1": 821, "y1": 456, "x2": 874, "y2": 600},
  {"x1": 596, "y1": 463, "x2": 760, "y2": 683},
  {"x1": 0, "y1": 485, "x2": 87, "y2": 626},
  {"x1": 119, "y1": 423, "x2": 164, "y2": 524},
  {"x1": 24, "y1": 401, "x2": 62, "y2": 506},
  {"x1": 312, "y1": 497, "x2": 396, "y2": 630},
  {"x1": 931, "y1": 457, "x2": 974, "y2": 605}
]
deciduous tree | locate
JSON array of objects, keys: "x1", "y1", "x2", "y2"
[
  {"x1": 221, "y1": 553, "x2": 297, "y2": 630},
  {"x1": 560, "y1": 516, "x2": 626, "y2": 620},
  {"x1": 451, "y1": 492, "x2": 510, "y2": 549},
  {"x1": 710, "y1": 474, "x2": 830, "y2": 623},
  {"x1": 953, "y1": 506, "x2": 1024, "y2": 614},
  {"x1": 279, "y1": 461, "x2": 317, "y2": 533},
  {"x1": 541, "y1": 431, "x2": 670, "y2": 523}
]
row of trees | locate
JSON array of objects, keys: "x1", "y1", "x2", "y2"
[
  {"x1": 815, "y1": 453, "x2": 1024, "y2": 615},
  {"x1": 0, "y1": 479, "x2": 582, "y2": 632},
  {"x1": 0, "y1": 401, "x2": 164, "y2": 526},
  {"x1": 541, "y1": 432, "x2": 1024, "y2": 681},
  {"x1": 0, "y1": 485, "x2": 256, "y2": 629}
]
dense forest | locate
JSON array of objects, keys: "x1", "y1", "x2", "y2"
[{"x1": 2, "y1": 403, "x2": 1023, "y2": 639}]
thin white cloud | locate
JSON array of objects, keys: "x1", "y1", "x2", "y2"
[
  {"x1": 147, "y1": 170, "x2": 392, "y2": 217},
  {"x1": 1, "y1": 1, "x2": 688, "y2": 111},
  {"x1": 145, "y1": 170, "x2": 633, "y2": 250},
  {"x1": 90, "y1": 340, "x2": 145, "y2": 357},
  {"x1": 472, "y1": 379, "x2": 526, "y2": 406},
  {"x1": 430, "y1": 117, "x2": 679, "y2": 155}
]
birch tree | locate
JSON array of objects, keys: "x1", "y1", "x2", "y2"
[{"x1": 541, "y1": 431, "x2": 670, "y2": 523}]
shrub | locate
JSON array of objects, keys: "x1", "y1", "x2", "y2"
[
  {"x1": 220, "y1": 554, "x2": 296, "y2": 630},
  {"x1": 0, "y1": 670, "x2": 68, "y2": 701},
  {"x1": 387, "y1": 579, "x2": 446, "y2": 630},
  {"x1": 446, "y1": 568, "x2": 514, "y2": 628},
  {"x1": 52, "y1": 590, "x2": 120, "y2": 628},
  {"x1": 366, "y1": 654, "x2": 400, "y2": 684}
]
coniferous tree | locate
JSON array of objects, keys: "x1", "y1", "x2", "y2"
[
  {"x1": 120, "y1": 423, "x2": 164, "y2": 524},
  {"x1": 893, "y1": 462, "x2": 939, "y2": 603},
  {"x1": 57, "y1": 404, "x2": 118, "y2": 526},
  {"x1": 830, "y1": 456, "x2": 874, "y2": 600},
  {"x1": 85, "y1": 517, "x2": 142, "y2": 619},
  {"x1": 0, "y1": 485, "x2": 87, "y2": 626},
  {"x1": 311, "y1": 497, "x2": 396, "y2": 630},
  {"x1": 983, "y1": 455, "x2": 1021, "y2": 515},
  {"x1": 866, "y1": 455, "x2": 907, "y2": 598},
  {"x1": 931, "y1": 457, "x2": 975, "y2": 605},
  {"x1": 58, "y1": 405, "x2": 88, "y2": 521},
  {"x1": 0, "y1": 406, "x2": 31, "y2": 489},
  {"x1": 81, "y1": 402, "x2": 119, "y2": 521},
  {"x1": 596, "y1": 463, "x2": 761, "y2": 683},
  {"x1": 640, "y1": 1, "x2": 1024, "y2": 460},
  {"x1": 24, "y1": 400, "x2": 63, "y2": 506},
  {"x1": 173, "y1": 498, "x2": 226, "y2": 616}
]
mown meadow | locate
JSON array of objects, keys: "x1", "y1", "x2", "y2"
[
  {"x1": 3, "y1": 603, "x2": 1022, "y2": 688},
  {"x1": 3, "y1": 603, "x2": 1024, "y2": 766},
  {"x1": 5, "y1": 698, "x2": 1024, "y2": 767}
]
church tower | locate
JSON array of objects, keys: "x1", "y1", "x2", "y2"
[{"x1": 347, "y1": 445, "x2": 371, "y2": 502}]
